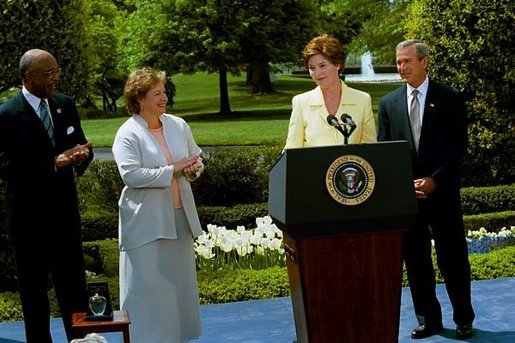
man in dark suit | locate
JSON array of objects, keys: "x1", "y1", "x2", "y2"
[
  {"x1": 0, "y1": 49, "x2": 93, "y2": 342},
  {"x1": 378, "y1": 40, "x2": 475, "y2": 340}
]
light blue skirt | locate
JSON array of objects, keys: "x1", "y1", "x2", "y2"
[{"x1": 120, "y1": 209, "x2": 202, "y2": 343}]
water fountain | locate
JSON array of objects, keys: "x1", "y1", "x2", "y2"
[
  {"x1": 361, "y1": 51, "x2": 375, "y2": 77},
  {"x1": 345, "y1": 51, "x2": 401, "y2": 83}
]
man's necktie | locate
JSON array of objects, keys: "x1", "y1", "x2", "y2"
[
  {"x1": 39, "y1": 100, "x2": 55, "y2": 146},
  {"x1": 410, "y1": 89, "x2": 421, "y2": 152}
]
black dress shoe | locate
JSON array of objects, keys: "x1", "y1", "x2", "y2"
[
  {"x1": 411, "y1": 323, "x2": 444, "y2": 339},
  {"x1": 456, "y1": 324, "x2": 474, "y2": 339}
]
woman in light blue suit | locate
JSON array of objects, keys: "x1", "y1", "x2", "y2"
[
  {"x1": 112, "y1": 67, "x2": 203, "y2": 342},
  {"x1": 285, "y1": 34, "x2": 377, "y2": 149}
]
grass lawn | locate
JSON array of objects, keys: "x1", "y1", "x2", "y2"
[{"x1": 81, "y1": 72, "x2": 401, "y2": 147}]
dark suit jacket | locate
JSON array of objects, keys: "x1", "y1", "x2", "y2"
[
  {"x1": 377, "y1": 80, "x2": 468, "y2": 194},
  {"x1": 0, "y1": 91, "x2": 93, "y2": 243}
]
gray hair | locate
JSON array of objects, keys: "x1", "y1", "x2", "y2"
[
  {"x1": 19, "y1": 49, "x2": 49, "y2": 79},
  {"x1": 396, "y1": 39, "x2": 429, "y2": 60}
]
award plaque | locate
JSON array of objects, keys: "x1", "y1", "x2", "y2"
[{"x1": 85, "y1": 281, "x2": 114, "y2": 321}]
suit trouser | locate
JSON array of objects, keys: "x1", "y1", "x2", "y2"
[
  {"x1": 13, "y1": 225, "x2": 88, "y2": 343},
  {"x1": 404, "y1": 194, "x2": 475, "y2": 326}
]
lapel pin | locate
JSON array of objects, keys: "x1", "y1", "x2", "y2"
[
  {"x1": 57, "y1": 108, "x2": 62, "y2": 114},
  {"x1": 429, "y1": 103, "x2": 435, "y2": 108}
]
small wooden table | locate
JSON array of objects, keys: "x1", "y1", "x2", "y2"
[{"x1": 71, "y1": 310, "x2": 131, "y2": 343}]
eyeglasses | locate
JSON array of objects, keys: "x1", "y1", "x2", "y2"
[{"x1": 32, "y1": 68, "x2": 61, "y2": 79}]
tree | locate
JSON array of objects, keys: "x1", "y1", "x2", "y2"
[
  {"x1": 348, "y1": 0, "x2": 409, "y2": 64},
  {"x1": 120, "y1": 0, "x2": 243, "y2": 114},
  {"x1": 406, "y1": 0, "x2": 514, "y2": 186},
  {"x1": 0, "y1": 1, "x2": 94, "y2": 103},
  {"x1": 120, "y1": 1, "x2": 319, "y2": 112},
  {"x1": 319, "y1": 0, "x2": 378, "y2": 44},
  {"x1": 87, "y1": 0, "x2": 127, "y2": 111},
  {"x1": 239, "y1": 0, "x2": 317, "y2": 94}
]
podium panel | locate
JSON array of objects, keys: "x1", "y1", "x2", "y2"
[
  {"x1": 268, "y1": 141, "x2": 416, "y2": 342},
  {"x1": 269, "y1": 141, "x2": 416, "y2": 238}
]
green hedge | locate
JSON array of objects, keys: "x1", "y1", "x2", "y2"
[
  {"x1": 463, "y1": 211, "x2": 515, "y2": 234},
  {"x1": 1, "y1": 245, "x2": 515, "y2": 322},
  {"x1": 81, "y1": 211, "x2": 118, "y2": 241},
  {"x1": 1, "y1": 151, "x2": 513, "y2": 292},
  {"x1": 406, "y1": 0, "x2": 514, "y2": 186},
  {"x1": 81, "y1": 201, "x2": 514, "y2": 242},
  {"x1": 461, "y1": 184, "x2": 515, "y2": 215},
  {"x1": 75, "y1": 161, "x2": 124, "y2": 214},
  {"x1": 83, "y1": 239, "x2": 119, "y2": 278},
  {"x1": 76, "y1": 146, "x2": 283, "y2": 212},
  {"x1": 197, "y1": 203, "x2": 268, "y2": 230},
  {"x1": 197, "y1": 267, "x2": 290, "y2": 304},
  {"x1": 0, "y1": 208, "x2": 511, "y2": 294},
  {"x1": 469, "y1": 245, "x2": 515, "y2": 280},
  {"x1": 80, "y1": 202, "x2": 270, "y2": 241},
  {"x1": 190, "y1": 146, "x2": 282, "y2": 206}
]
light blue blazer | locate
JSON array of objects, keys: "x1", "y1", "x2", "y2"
[{"x1": 112, "y1": 114, "x2": 203, "y2": 251}]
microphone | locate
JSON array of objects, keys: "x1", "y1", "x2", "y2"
[
  {"x1": 341, "y1": 113, "x2": 357, "y2": 136},
  {"x1": 340, "y1": 113, "x2": 356, "y2": 128},
  {"x1": 326, "y1": 114, "x2": 342, "y2": 130},
  {"x1": 326, "y1": 114, "x2": 347, "y2": 138}
]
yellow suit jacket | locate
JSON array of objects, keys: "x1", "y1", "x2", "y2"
[{"x1": 284, "y1": 81, "x2": 377, "y2": 149}]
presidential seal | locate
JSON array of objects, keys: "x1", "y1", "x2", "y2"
[{"x1": 326, "y1": 155, "x2": 375, "y2": 206}]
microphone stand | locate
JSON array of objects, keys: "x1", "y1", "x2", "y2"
[
  {"x1": 340, "y1": 114, "x2": 357, "y2": 145},
  {"x1": 342, "y1": 128, "x2": 349, "y2": 145},
  {"x1": 326, "y1": 114, "x2": 355, "y2": 145}
]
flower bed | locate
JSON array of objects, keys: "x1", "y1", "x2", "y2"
[
  {"x1": 195, "y1": 216, "x2": 515, "y2": 272},
  {"x1": 467, "y1": 227, "x2": 515, "y2": 254},
  {"x1": 195, "y1": 216, "x2": 285, "y2": 271}
]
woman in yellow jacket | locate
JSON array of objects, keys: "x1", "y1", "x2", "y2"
[{"x1": 285, "y1": 34, "x2": 377, "y2": 149}]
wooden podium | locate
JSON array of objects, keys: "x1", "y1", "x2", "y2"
[{"x1": 268, "y1": 142, "x2": 417, "y2": 343}]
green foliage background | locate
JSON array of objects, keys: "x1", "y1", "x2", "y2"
[
  {"x1": 0, "y1": 0, "x2": 93, "y2": 102},
  {"x1": 406, "y1": 0, "x2": 514, "y2": 186}
]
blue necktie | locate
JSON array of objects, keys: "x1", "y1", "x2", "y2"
[{"x1": 39, "y1": 100, "x2": 55, "y2": 146}]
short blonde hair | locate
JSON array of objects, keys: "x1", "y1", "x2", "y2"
[
  {"x1": 124, "y1": 67, "x2": 166, "y2": 115},
  {"x1": 302, "y1": 34, "x2": 346, "y2": 72}
]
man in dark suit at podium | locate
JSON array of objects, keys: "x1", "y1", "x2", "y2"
[
  {"x1": 377, "y1": 40, "x2": 475, "y2": 340},
  {"x1": 0, "y1": 49, "x2": 93, "y2": 342}
]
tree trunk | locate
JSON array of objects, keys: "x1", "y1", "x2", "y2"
[
  {"x1": 219, "y1": 66, "x2": 232, "y2": 115},
  {"x1": 250, "y1": 61, "x2": 274, "y2": 94},
  {"x1": 246, "y1": 64, "x2": 252, "y2": 85}
]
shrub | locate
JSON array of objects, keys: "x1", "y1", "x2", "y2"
[
  {"x1": 0, "y1": 244, "x2": 17, "y2": 292},
  {"x1": 469, "y1": 245, "x2": 515, "y2": 280},
  {"x1": 460, "y1": 184, "x2": 514, "y2": 215},
  {"x1": 0, "y1": 289, "x2": 60, "y2": 322},
  {"x1": 76, "y1": 146, "x2": 282, "y2": 212},
  {"x1": 80, "y1": 203, "x2": 269, "y2": 241},
  {"x1": 81, "y1": 210, "x2": 118, "y2": 241},
  {"x1": 197, "y1": 267, "x2": 290, "y2": 304},
  {"x1": 83, "y1": 239, "x2": 119, "y2": 278},
  {"x1": 191, "y1": 146, "x2": 282, "y2": 206},
  {"x1": 197, "y1": 203, "x2": 268, "y2": 230},
  {"x1": 0, "y1": 291, "x2": 23, "y2": 322},
  {"x1": 428, "y1": 245, "x2": 515, "y2": 285},
  {"x1": 75, "y1": 160, "x2": 124, "y2": 214},
  {"x1": 406, "y1": 0, "x2": 514, "y2": 186},
  {"x1": 463, "y1": 211, "x2": 515, "y2": 234},
  {"x1": 0, "y1": 183, "x2": 17, "y2": 291},
  {"x1": 1, "y1": 245, "x2": 515, "y2": 322}
]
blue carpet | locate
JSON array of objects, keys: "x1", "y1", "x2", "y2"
[{"x1": 1, "y1": 278, "x2": 514, "y2": 342}]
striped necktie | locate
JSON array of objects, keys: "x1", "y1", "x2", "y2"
[
  {"x1": 39, "y1": 100, "x2": 55, "y2": 146},
  {"x1": 410, "y1": 89, "x2": 421, "y2": 152}
]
